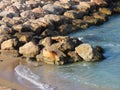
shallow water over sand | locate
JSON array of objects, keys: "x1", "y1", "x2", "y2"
[{"x1": 15, "y1": 15, "x2": 120, "y2": 90}]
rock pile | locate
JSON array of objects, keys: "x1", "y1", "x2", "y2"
[{"x1": 0, "y1": 0, "x2": 119, "y2": 65}]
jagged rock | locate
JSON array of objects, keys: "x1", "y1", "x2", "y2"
[
  {"x1": 41, "y1": 29, "x2": 59, "y2": 37},
  {"x1": 40, "y1": 37, "x2": 52, "y2": 47},
  {"x1": 75, "y1": 43, "x2": 103, "y2": 61},
  {"x1": 59, "y1": 0, "x2": 70, "y2": 3},
  {"x1": 54, "y1": 1, "x2": 71, "y2": 9},
  {"x1": 1, "y1": 39, "x2": 17, "y2": 50},
  {"x1": 20, "y1": 10, "x2": 36, "y2": 19},
  {"x1": 99, "y1": 8, "x2": 112, "y2": 15},
  {"x1": 93, "y1": 12, "x2": 108, "y2": 24},
  {"x1": 72, "y1": 19, "x2": 88, "y2": 30},
  {"x1": 83, "y1": 16, "x2": 98, "y2": 25},
  {"x1": 58, "y1": 24, "x2": 75, "y2": 35},
  {"x1": 12, "y1": 24, "x2": 31, "y2": 32},
  {"x1": 0, "y1": 25, "x2": 12, "y2": 34},
  {"x1": 67, "y1": 51, "x2": 83, "y2": 62},
  {"x1": 75, "y1": 43, "x2": 93, "y2": 61},
  {"x1": 91, "y1": 0, "x2": 107, "y2": 5},
  {"x1": 113, "y1": 7, "x2": 120, "y2": 14},
  {"x1": 50, "y1": 36, "x2": 82, "y2": 52},
  {"x1": 64, "y1": 10, "x2": 85, "y2": 19},
  {"x1": 19, "y1": 41, "x2": 39, "y2": 57},
  {"x1": 43, "y1": 4, "x2": 65, "y2": 15},
  {"x1": 0, "y1": 35, "x2": 10, "y2": 45},
  {"x1": 15, "y1": 32, "x2": 34, "y2": 43},
  {"x1": 42, "y1": 47, "x2": 66, "y2": 65}
]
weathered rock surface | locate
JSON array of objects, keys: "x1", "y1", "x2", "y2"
[
  {"x1": 75, "y1": 43, "x2": 103, "y2": 61},
  {"x1": 19, "y1": 41, "x2": 39, "y2": 57},
  {"x1": 1, "y1": 39, "x2": 17, "y2": 50},
  {"x1": 0, "y1": 0, "x2": 118, "y2": 65}
]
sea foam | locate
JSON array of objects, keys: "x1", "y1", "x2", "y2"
[{"x1": 15, "y1": 65, "x2": 54, "y2": 90}]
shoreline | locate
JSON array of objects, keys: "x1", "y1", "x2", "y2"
[{"x1": 0, "y1": 0, "x2": 119, "y2": 90}]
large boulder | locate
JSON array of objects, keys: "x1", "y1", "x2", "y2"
[
  {"x1": 1, "y1": 39, "x2": 18, "y2": 50},
  {"x1": 75, "y1": 43, "x2": 103, "y2": 61},
  {"x1": 19, "y1": 41, "x2": 39, "y2": 57}
]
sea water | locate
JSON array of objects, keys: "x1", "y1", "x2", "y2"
[{"x1": 15, "y1": 15, "x2": 120, "y2": 90}]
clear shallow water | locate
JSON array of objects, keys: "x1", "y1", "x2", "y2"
[{"x1": 15, "y1": 15, "x2": 120, "y2": 90}]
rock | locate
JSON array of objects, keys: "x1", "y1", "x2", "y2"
[
  {"x1": 93, "y1": 12, "x2": 108, "y2": 24},
  {"x1": 0, "y1": 25, "x2": 12, "y2": 34},
  {"x1": 54, "y1": 1, "x2": 71, "y2": 9},
  {"x1": 5, "y1": 5, "x2": 19, "y2": 14},
  {"x1": 94, "y1": 46, "x2": 104, "y2": 53},
  {"x1": 113, "y1": 7, "x2": 120, "y2": 14},
  {"x1": 92, "y1": 49, "x2": 104, "y2": 61},
  {"x1": 26, "y1": 0, "x2": 41, "y2": 9},
  {"x1": 59, "y1": 0, "x2": 70, "y2": 3},
  {"x1": 41, "y1": 29, "x2": 59, "y2": 37},
  {"x1": 12, "y1": 24, "x2": 32, "y2": 32},
  {"x1": 67, "y1": 51, "x2": 83, "y2": 62},
  {"x1": 99, "y1": 8, "x2": 112, "y2": 15},
  {"x1": 42, "y1": 47, "x2": 66, "y2": 65},
  {"x1": 1, "y1": 39, "x2": 17, "y2": 50},
  {"x1": 20, "y1": 10, "x2": 35, "y2": 19},
  {"x1": 43, "y1": 4, "x2": 65, "y2": 15},
  {"x1": 83, "y1": 16, "x2": 98, "y2": 25},
  {"x1": 79, "y1": 2, "x2": 91, "y2": 9},
  {"x1": 19, "y1": 41, "x2": 39, "y2": 57},
  {"x1": 58, "y1": 24, "x2": 75, "y2": 35},
  {"x1": 72, "y1": 19, "x2": 88, "y2": 29},
  {"x1": 91, "y1": 0, "x2": 107, "y2": 5},
  {"x1": 40, "y1": 37, "x2": 52, "y2": 47},
  {"x1": 64, "y1": 10, "x2": 85, "y2": 19},
  {"x1": 75, "y1": 43, "x2": 103, "y2": 61},
  {"x1": 15, "y1": 32, "x2": 34, "y2": 43},
  {"x1": 75, "y1": 43, "x2": 93, "y2": 61},
  {"x1": 51, "y1": 36, "x2": 82, "y2": 52}
]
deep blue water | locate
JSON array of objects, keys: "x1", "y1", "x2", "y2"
[{"x1": 15, "y1": 15, "x2": 120, "y2": 90}]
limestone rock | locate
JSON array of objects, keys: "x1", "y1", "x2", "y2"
[
  {"x1": 1, "y1": 39, "x2": 17, "y2": 50},
  {"x1": 19, "y1": 41, "x2": 39, "y2": 57},
  {"x1": 75, "y1": 43, "x2": 103, "y2": 61},
  {"x1": 75, "y1": 43, "x2": 94, "y2": 61}
]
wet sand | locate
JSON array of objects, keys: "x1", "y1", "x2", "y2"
[{"x1": 0, "y1": 55, "x2": 27, "y2": 90}]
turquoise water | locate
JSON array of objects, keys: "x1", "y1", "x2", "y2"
[{"x1": 15, "y1": 15, "x2": 120, "y2": 90}]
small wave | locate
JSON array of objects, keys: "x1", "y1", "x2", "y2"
[
  {"x1": 78, "y1": 37, "x2": 84, "y2": 40},
  {"x1": 15, "y1": 65, "x2": 54, "y2": 90}
]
